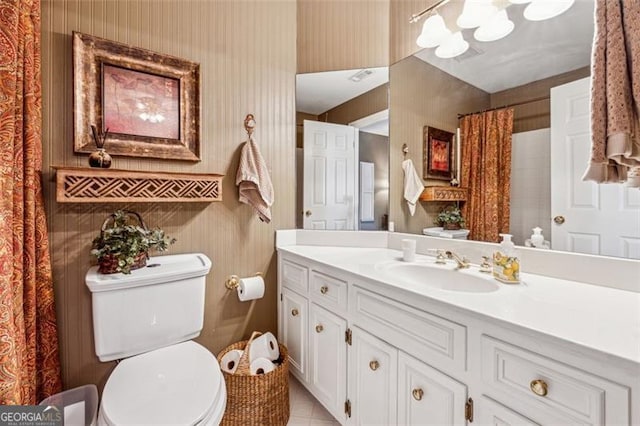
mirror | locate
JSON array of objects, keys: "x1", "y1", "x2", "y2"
[
  {"x1": 390, "y1": 0, "x2": 639, "y2": 259},
  {"x1": 296, "y1": 67, "x2": 390, "y2": 230}
]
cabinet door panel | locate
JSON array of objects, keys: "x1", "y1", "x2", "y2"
[
  {"x1": 397, "y1": 352, "x2": 466, "y2": 426},
  {"x1": 476, "y1": 396, "x2": 539, "y2": 426},
  {"x1": 282, "y1": 288, "x2": 307, "y2": 381},
  {"x1": 349, "y1": 327, "x2": 398, "y2": 425},
  {"x1": 310, "y1": 302, "x2": 347, "y2": 422}
]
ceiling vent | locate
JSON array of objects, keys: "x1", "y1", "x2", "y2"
[
  {"x1": 454, "y1": 45, "x2": 483, "y2": 63},
  {"x1": 349, "y1": 69, "x2": 374, "y2": 82}
]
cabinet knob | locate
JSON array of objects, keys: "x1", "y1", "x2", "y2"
[
  {"x1": 320, "y1": 285, "x2": 329, "y2": 294},
  {"x1": 412, "y1": 388, "x2": 424, "y2": 401},
  {"x1": 530, "y1": 379, "x2": 548, "y2": 397},
  {"x1": 305, "y1": 210, "x2": 312, "y2": 217},
  {"x1": 369, "y1": 360, "x2": 379, "y2": 371},
  {"x1": 291, "y1": 308, "x2": 299, "y2": 316},
  {"x1": 553, "y1": 215, "x2": 565, "y2": 225},
  {"x1": 315, "y1": 324, "x2": 324, "y2": 333}
]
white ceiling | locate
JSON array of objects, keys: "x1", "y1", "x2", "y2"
[
  {"x1": 413, "y1": 0, "x2": 594, "y2": 93},
  {"x1": 296, "y1": 67, "x2": 388, "y2": 115}
]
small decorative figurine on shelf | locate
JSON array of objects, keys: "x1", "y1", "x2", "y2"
[{"x1": 88, "y1": 125, "x2": 113, "y2": 168}]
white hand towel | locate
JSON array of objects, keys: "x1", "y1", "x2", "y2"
[
  {"x1": 236, "y1": 137, "x2": 274, "y2": 223},
  {"x1": 402, "y1": 159, "x2": 423, "y2": 216}
]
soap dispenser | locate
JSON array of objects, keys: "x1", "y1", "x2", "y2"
[
  {"x1": 493, "y1": 233, "x2": 520, "y2": 284},
  {"x1": 530, "y1": 227, "x2": 544, "y2": 248}
]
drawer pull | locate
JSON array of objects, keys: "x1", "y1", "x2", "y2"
[
  {"x1": 291, "y1": 308, "x2": 299, "y2": 316},
  {"x1": 320, "y1": 285, "x2": 329, "y2": 294},
  {"x1": 412, "y1": 388, "x2": 424, "y2": 401},
  {"x1": 369, "y1": 360, "x2": 379, "y2": 371},
  {"x1": 315, "y1": 324, "x2": 324, "y2": 333},
  {"x1": 530, "y1": 379, "x2": 548, "y2": 397}
]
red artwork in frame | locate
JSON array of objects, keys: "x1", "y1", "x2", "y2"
[
  {"x1": 102, "y1": 65, "x2": 180, "y2": 140},
  {"x1": 423, "y1": 126, "x2": 455, "y2": 181}
]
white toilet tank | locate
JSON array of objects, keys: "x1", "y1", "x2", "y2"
[{"x1": 85, "y1": 253, "x2": 212, "y2": 362}]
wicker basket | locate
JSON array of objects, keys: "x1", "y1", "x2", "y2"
[
  {"x1": 97, "y1": 210, "x2": 148, "y2": 274},
  {"x1": 217, "y1": 332, "x2": 290, "y2": 425}
]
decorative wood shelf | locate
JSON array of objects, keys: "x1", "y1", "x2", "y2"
[
  {"x1": 420, "y1": 186, "x2": 467, "y2": 202},
  {"x1": 54, "y1": 167, "x2": 223, "y2": 203}
]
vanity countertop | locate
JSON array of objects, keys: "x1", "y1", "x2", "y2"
[{"x1": 278, "y1": 245, "x2": 640, "y2": 365}]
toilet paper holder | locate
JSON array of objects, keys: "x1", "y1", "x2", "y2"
[{"x1": 225, "y1": 273, "x2": 262, "y2": 290}]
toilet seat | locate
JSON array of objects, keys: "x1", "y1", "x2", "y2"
[{"x1": 100, "y1": 341, "x2": 226, "y2": 426}]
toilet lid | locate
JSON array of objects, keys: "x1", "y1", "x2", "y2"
[{"x1": 101, "y1": 341, "x2": 224, "y2": 426}]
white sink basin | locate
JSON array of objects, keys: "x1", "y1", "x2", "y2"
[{"x1": 378, "y1": 262, "x2": 499, "y2": 293}]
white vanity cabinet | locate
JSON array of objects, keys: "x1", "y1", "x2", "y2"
[
  {"x1": 348, "y1": 327, "x2": 398, "y2": 425},
  {"x1": 277, "y1": 251, "x2": 635, "y2": 426}
]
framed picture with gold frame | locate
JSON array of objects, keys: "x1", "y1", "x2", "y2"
[
  {"x1": 73, "y1": 32, "x2": 201, "y2": 161},
  {"x1": 423, "y1": 126, "x2": 455, "y2": 181}
]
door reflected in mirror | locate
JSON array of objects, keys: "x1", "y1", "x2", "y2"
[{"x1": 296, "y1": 67, "x2": 389, "y2": 230}]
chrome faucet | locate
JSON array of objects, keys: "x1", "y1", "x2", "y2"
[{"x1": 445, "y1": 250, "x2": 470, "y2": 269}]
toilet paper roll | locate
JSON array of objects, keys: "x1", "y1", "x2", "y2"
[
  {"x1": 249, "y1": 331, "x2": 280, "y2": 362},
  {"x1": 250, "y1": 357, "x2": 276, "y2": 375},
  {"x1": 220, "y1": 349, "x2": 243, "y2": 374},
  {"x1": 237, "y1": 276, "x2": 265, "y2": 302}
]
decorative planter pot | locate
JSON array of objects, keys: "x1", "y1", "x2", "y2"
[{"x1": 442, "y1": 222, "x2": 462, "y2": 231}]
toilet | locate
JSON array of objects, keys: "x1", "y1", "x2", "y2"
[{"x1": 85, "y1": 253, "x2": 226, "y2": 426}]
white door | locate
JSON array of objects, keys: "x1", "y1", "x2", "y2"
[
  {"x1": 303, "y1": 120, "x2": 358, "y2": 230},
  {"x1": 348, "y1": 327, "x2": 397, "y2": 426},
  {"x1": 397, "y1": 352, "x2": 467, "y2": 426},
  {"x1": 551, "y1": 78, "x2": 640, "y2": 258},
  {"x1": 309, "y1": 302, "x2": 347, "y2": 422}
]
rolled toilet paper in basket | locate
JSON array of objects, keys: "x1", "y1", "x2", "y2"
[
  {"x1": 250, "y1": 357, "x2": 276, "y2": 375},
  {"x1": 249, "y1": 331, "x2": 280, "y2": 362},
  {"x1": 220, "y1": 349, "x2": 243, "y2": 374}
]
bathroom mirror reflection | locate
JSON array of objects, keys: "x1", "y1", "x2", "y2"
[
  {"x1": 295, "y1": 0, "x2": 640, "y2": 260},
  {"x1": 295, "y1": 67, "x2": 390, "y2": 231},
  {"x1": 391, "y1": 0, "x2": 639, "y2": 260}
]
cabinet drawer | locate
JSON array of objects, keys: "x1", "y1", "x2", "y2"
[
  {"x1": 476, "y1": 396, "x2": 539, "y2": 426},
  {"x1": 352, "y1": 286, "x2": 466, "y2": 372},
  {"x1": 481, "y1": 336, "x2": 630, "y2": 425},
  {"x1": 281, "y1": 259, "x2": 308, "y2": 295},
  {"x1": 310, "y1": 271, "x2": 347, "y2": 313}
]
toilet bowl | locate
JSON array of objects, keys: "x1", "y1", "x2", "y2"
[
  {"x1": 98, "y1": 342, "x2": 226, "y2": 426},
  {"x1": 86, "y1": 253, "x2": 225, "y2": 425}
]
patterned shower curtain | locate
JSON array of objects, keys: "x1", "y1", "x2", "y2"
[
  {"x1": 0, "y1": 0, "x2": 62, "y2": 404},
  {"x1": 459, "y1": 108, "x2": 514, "y2": 243}
]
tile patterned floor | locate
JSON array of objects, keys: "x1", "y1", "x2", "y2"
[{"x1": 288, "y1": 374, "x2": 340, "y2": 425}]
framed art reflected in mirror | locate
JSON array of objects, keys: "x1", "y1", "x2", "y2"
[
  {"x1": 73, "y1": 32, "x2": 201, "y2": 161},
  {"x1": 423, "y1": 126, "x2": 454, "y2": 181}
]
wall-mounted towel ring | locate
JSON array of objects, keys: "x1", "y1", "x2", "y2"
[
  {"x1": 402, "y1": 143, "x2": 409, "y2": 157},
  {"x1": 225, "y1": 272, "x2": 262, "y2": 290},
  {"x1": 244, "y1": 114, "x2": 256, "y2": 138}
]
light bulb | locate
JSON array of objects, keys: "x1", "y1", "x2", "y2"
[
  {"x1": 435, "y1": 32, "x2": 470, "y2": 59},
  {"x1": 457, "y1": 0, "x2": 499, "y2": 29},
  {"x1": 416, "y1": 14, "x2": 452, "y2": 48},
  {"x1": 524, "y1": 0, "x2": 575, "y2": 21},
  {"x1": 474, "y1": 9, "x2": 514, "y2": 42}
]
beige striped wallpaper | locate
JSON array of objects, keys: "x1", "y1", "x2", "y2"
[
  {"x1": 41, "y1": 0, "x2": 296, "y2": 391},
  {"x1": 297, "y1": 0, "x2": 391, "y2": 73}
]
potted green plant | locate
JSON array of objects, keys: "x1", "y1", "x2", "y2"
[
  {"x1": 91, "y1": 210, "x2": 176, "y2": 274},
  {"x1": 434, "y1": 206, "x2": 466, "y2": 230}
]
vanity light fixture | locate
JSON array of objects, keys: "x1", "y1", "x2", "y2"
[
  {"x1": 474, "y1": 9, "x2": 515, "y2": 42},
  {"x1": 457, "y1": 0, "x2": 499, "y2": 29},
  {"x1": 412, "y1": 0, "x2": 575, "y2": 57},
  {"x1": 416, "y1": 13, "x2": 452, "y2": 48},
  {"x1": 435, "y1": 31, "x2": 470, "y2": 59},
  {"x1": 522, "y1": 0, "x2": 575, "y2": 21}
]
